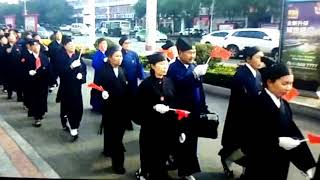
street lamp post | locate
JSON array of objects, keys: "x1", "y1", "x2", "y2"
[
  {"x1": 145, "y1": 0, "x2": 157, "y2": 53},
  {"x1": 23, "y1": 0, "x2": 27, "y2": 16}
]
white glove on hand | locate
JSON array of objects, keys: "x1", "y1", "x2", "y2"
[
  {"x1": 279, "y1": 137, "x2": 301, "y2": 150},
  {"x1": 70, "y1": 60, "x2": 81, "y2": 69},
  {"x1": 153, "y1": 104, "x2": 169, "y2": 114},
  {"x1": 179, "y1": 133, "x2": 186, "y2": 143},
  {"x1": 193, "y1": 64, "x2": 208, "y2": 77},
  {"x1": 76, "y1": 73, "x2": 82, "y2": 80},
  {"x1": 102, "y1": 91, "x2": 109, "y2": 100},
  {"x1": 29, "y1": 70, "x2": 36, "y2": 76},
  {"x1": 306, "y1": 167, "x2": 315, "y2": 179}
]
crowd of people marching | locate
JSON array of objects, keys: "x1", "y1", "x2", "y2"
[{"x1": 0, "y1": 27, "x2": 319, "y2": 180}]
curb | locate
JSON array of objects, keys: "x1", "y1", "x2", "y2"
[
  {"x1": 203, "y1": 83, "x2": 320, "y2": 120},
  {"x1": 0, "y1": 116, "x2": 60, "y2": 179}
]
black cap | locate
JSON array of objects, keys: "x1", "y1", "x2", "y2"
[
  {"x1": 262, "y1": 62, "x2": 291, "y2": 84},
  {"x1": 176, "y1": 37, "x2": 193, "y2": 52},
  {"x1": 119, "y1": 35, "x2": 129, "y2": 46},
  {"x1": 62, "y1": 35, "x2": 72, "y2": 45},
  {"x1": 146, "y1": 52, "x2": 166, "y2": 64},
  {"x1": 261, "y1": 56, "x2": 276, "y2": 68},
  {"x1": 161, "y1": 40, "x2": 174, "y2": 50},
  {"x1": 243, "y1": 46, "x2": 262, "y2": 59},
  {"x1": 107, "y1": 45, "x2": 121, "y2": 57},
  {"x1": 28, "y1": 39, "x2": 41, "y2": 46}
]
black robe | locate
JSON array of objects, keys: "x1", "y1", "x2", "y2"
[
  {"x1": 94, "y1": 62, "x2": 129, "y2": 165},
  {"x1": 244, "y1": 89, "x2": 316, "y2": 180},
  {"x1": 220, "y1": 65, "x2": 262, "y2": 157},
  {"x1": 56, "y1": 48, "x2": 86, "y2": 130},
  {"x1": 25, "y1": 53, "x2": 51, "y2": 119},
  {"x1": 0, "y1": 44, "x2": 8, "y2": 86},
  {"x1": 135, "y1": 75, "x2": 176, "y2": 179}
]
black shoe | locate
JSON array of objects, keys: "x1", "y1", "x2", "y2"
[
  {"x1": 33, "y1": 120, "x2": 42, "y2": 127},
  {"x1": 71, "y1": 135, "x2": 78, "y2": 142},
  {"x1": 221, "y1": 157, "x2": 233, "y2": 178},
  {"x1": 112, "y1": 166, "x2": 126, "y2": 174}
]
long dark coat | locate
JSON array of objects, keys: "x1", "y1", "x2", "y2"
[
  {"x1": 56, "y1": 48, "x2": 86, "y2": 129},
  {"x1": 220, "y1": 65, "x2": 262, "y2": 157},
  {"x1": 135, "y1": 75, "x2": 176, "y2": 179},
  {"x1": 25, "y1": 53, "x2": 51, "y2": 119},
  {"x1": 94, "y1": 62, "x2": 129, "y2": 159},
  {"x1": 244, "y1": 89, "x2": 316, "y2": 180},
  {"x1": 5, "y1": 43, "x2": 22, "y2": 92},
  {"x1": 167, "y1": 58, "x2": 208, "y2": 177}
]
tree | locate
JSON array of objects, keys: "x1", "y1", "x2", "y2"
[{"x1": 0, "y1": 0, "x2": 74, "y2": 27}]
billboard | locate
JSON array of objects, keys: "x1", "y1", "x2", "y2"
[
  {"x1": 282, "y1": 0, "x2": 320, "y2": 85},
  {"x1": 24, "y1": 14, "x2": 38, "y2": 32},
  {"x1": 4, "y1": 15, "x2": 16, "y2": 29}
]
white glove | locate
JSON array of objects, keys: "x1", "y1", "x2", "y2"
[
  {"x1": 70, "y1": 60, "x2": 81, "y2": 69},
  {"x1": 179, "y1": 133, "x2": 186, "y2": 143},
  {"x1": 306, "y1": 167, "x2": 315, "y2": 179},
  {"x1": 153, "y1": 104, "x2": 169, "y2": 114},
  {"x1": 29, "y1": 70, "x2": 36, "y2": 76},
  {"x1": 103, "y1": 57, "x2": 108, "y2": 62},
  {"x1": 76, "y1": 73, "x2": 82, "y2": 80},
  {"x1": 279, "y1": 137, "x2": 301, "y2": 150},
  {"x1": 193, "y1": 64, "x2": 208, "y2": 77},
  {"x1": 102, "y1": 91, "x2": 109, "y2": 100}
]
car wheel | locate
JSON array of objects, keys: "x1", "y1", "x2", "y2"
[
  {"x1": 227, "y1": 45, "x2": 239, "y2": 58},
  {"x1": 137, "y1": 36, "x2": 141, "y2": 42},
  {"x1": 205, "y1": 42, "x2": 211, "y2": 45},
  {"x1": 272, "y1": 48, "x2": 279, "y2": 61}
]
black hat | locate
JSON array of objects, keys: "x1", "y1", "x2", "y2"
[
  {"x1": 107, "y1": 45, "x2": 121, "y2": 57},
  {"x1": 62, "y1": 35, "x2": 72, "y2": 45},
  {"x1": 146, "y1": 52, "x2": 166, "y2": 64},
  {"x1": 243, "y1": 46, "x2": 263, "y2": 59},
  {"x1": 261, "y1": 56, "x2": 276, "y2": 68},
  {"x1": 119, "y1": 35, "x2": 129, "y2": 46},
  {"x1": 262, "y1": 62, "x2": 291, "y2": 84},
  {"x1": 32, "y1": 32, "x2": 39, "y2": 38},
  {"x1": 176, "y1": 37, "x2": 193, "y2": 52},
  {"x1": 161, "y1": 40, "x2": 174, "y2": 50}
]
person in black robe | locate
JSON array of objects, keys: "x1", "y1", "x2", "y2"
[
  {"x1": 48, "y1": 30, "x2": 63, "y2": 90},
  {"x1": 219, "y1": 47, "x2": 264, "y2": 177},
  {"x1": 55, "y1": 36, "x2": 86, "y2": 141},
  {"x1": 134, "y1": 52, "x2": 176, "y2": 180},
  {"x1": 95, "y1": 46, "x2": 129, "y2": 174},
  {"x1": 244, "y1": 63, "x2": 316, "y2": 180},
  {"x1": 0, "y1": 35, "x2": 8, "y2": 92},
  {"x1": 33, "y1": 33, "x2": 49, "y2": 56},
  {"x1": 5, "y1": 30, "x2": 23, "y2": 101},
  {"x1": 167, "y1": 37, "x2": 209, "y2": 180},
  {"x1": 25, "y1": 40, "x2": 51, "y2": 127}
]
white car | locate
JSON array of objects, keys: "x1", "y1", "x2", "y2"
[
  {"x1": 59, "y1": 24, "x2": 71, "y2": 31},
  {"x1": 222, "y1": 28, "x2": 280, "y2": 58},
  {"x1": 71, "y1": 23, "x2": 89, "y2": 36},
  {"x1": 200, "y1": 30, "x2": 234, "y2": 47}
]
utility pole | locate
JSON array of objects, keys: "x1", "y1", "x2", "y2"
[
  {"x1": 23, "y1": 0, "x2": 27, "y2": 16},
  {"x1": 145, "y1": 0, "x2": 157, "y2": 53},
  {"x1": 209, "y1": 0, "x2": 215, "y2": 33}
]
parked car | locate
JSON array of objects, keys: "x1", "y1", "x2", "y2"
[
  {"x1": 71, "y1": 23, "x2": 89, "y2": 36},
  {"x1": 37, "y1": 26, "x2": 51, "y2": 39},
  {"x1": 179, "y1": 28, "x2": 206, "y2": 37},
  {"x1": 59, "y1": 24, "x2": 71, "y2": 31},
  {"x1": 135, "y1": 29, "x2": 167, "y2": 42},
  {"x1": 221, "y1": 28, "x2": 280, "y2": 59},
  {"x1": 200, "y1": 30, "x2": 234, "y2": 47}
]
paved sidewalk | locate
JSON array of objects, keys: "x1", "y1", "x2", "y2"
[{"x1": 0, "y1": 115, "x2": 60, "y2": 178}]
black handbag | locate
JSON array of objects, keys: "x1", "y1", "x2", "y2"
[{"x1": 193, "y1": 112, "x2": 219, "y2": 139}]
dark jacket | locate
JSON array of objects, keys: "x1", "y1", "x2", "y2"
[{"x1": 245, "y1": 89, "x2": 316, "y2": 180}]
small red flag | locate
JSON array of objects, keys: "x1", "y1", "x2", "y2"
[
  {"x1": 175, "y1": 109, "x2": 190, "y2": 120},
  {"x1": 35, "y1": 57, "x2": 41, "y2": 70},
  {"x1": 282, "y1": 87, "x2": 299, "y2": 101},
  {"x1": 88, "y1": 83, "x2": 105, "y2": 92},
  {"x1": 307, "y1": 132, "x2": 320, "y2": 144},
  {"x1": 210, "y1": 46, "x2": 231, "y2": 61}
]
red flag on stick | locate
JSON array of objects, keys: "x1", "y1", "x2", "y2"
[
  {"x1": 210, "y1": 46, "x2": 232, "y2": 61},
  {"x1": 88, "y1": 83, "x2": 104, "y2": 92},
  {"x1": 169, "y1": 108, "x2": 190, "y2": 120},
  {"x1": 282, "y1": 87, "x2": 299, "y2": 101},
  {"x1": 307, "y1": 132, "x2": 320, "y2": 144}
]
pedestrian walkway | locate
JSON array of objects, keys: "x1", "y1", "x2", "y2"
[{"x1": 0, "y1": 115, "x2": 60, "y2": 178}]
